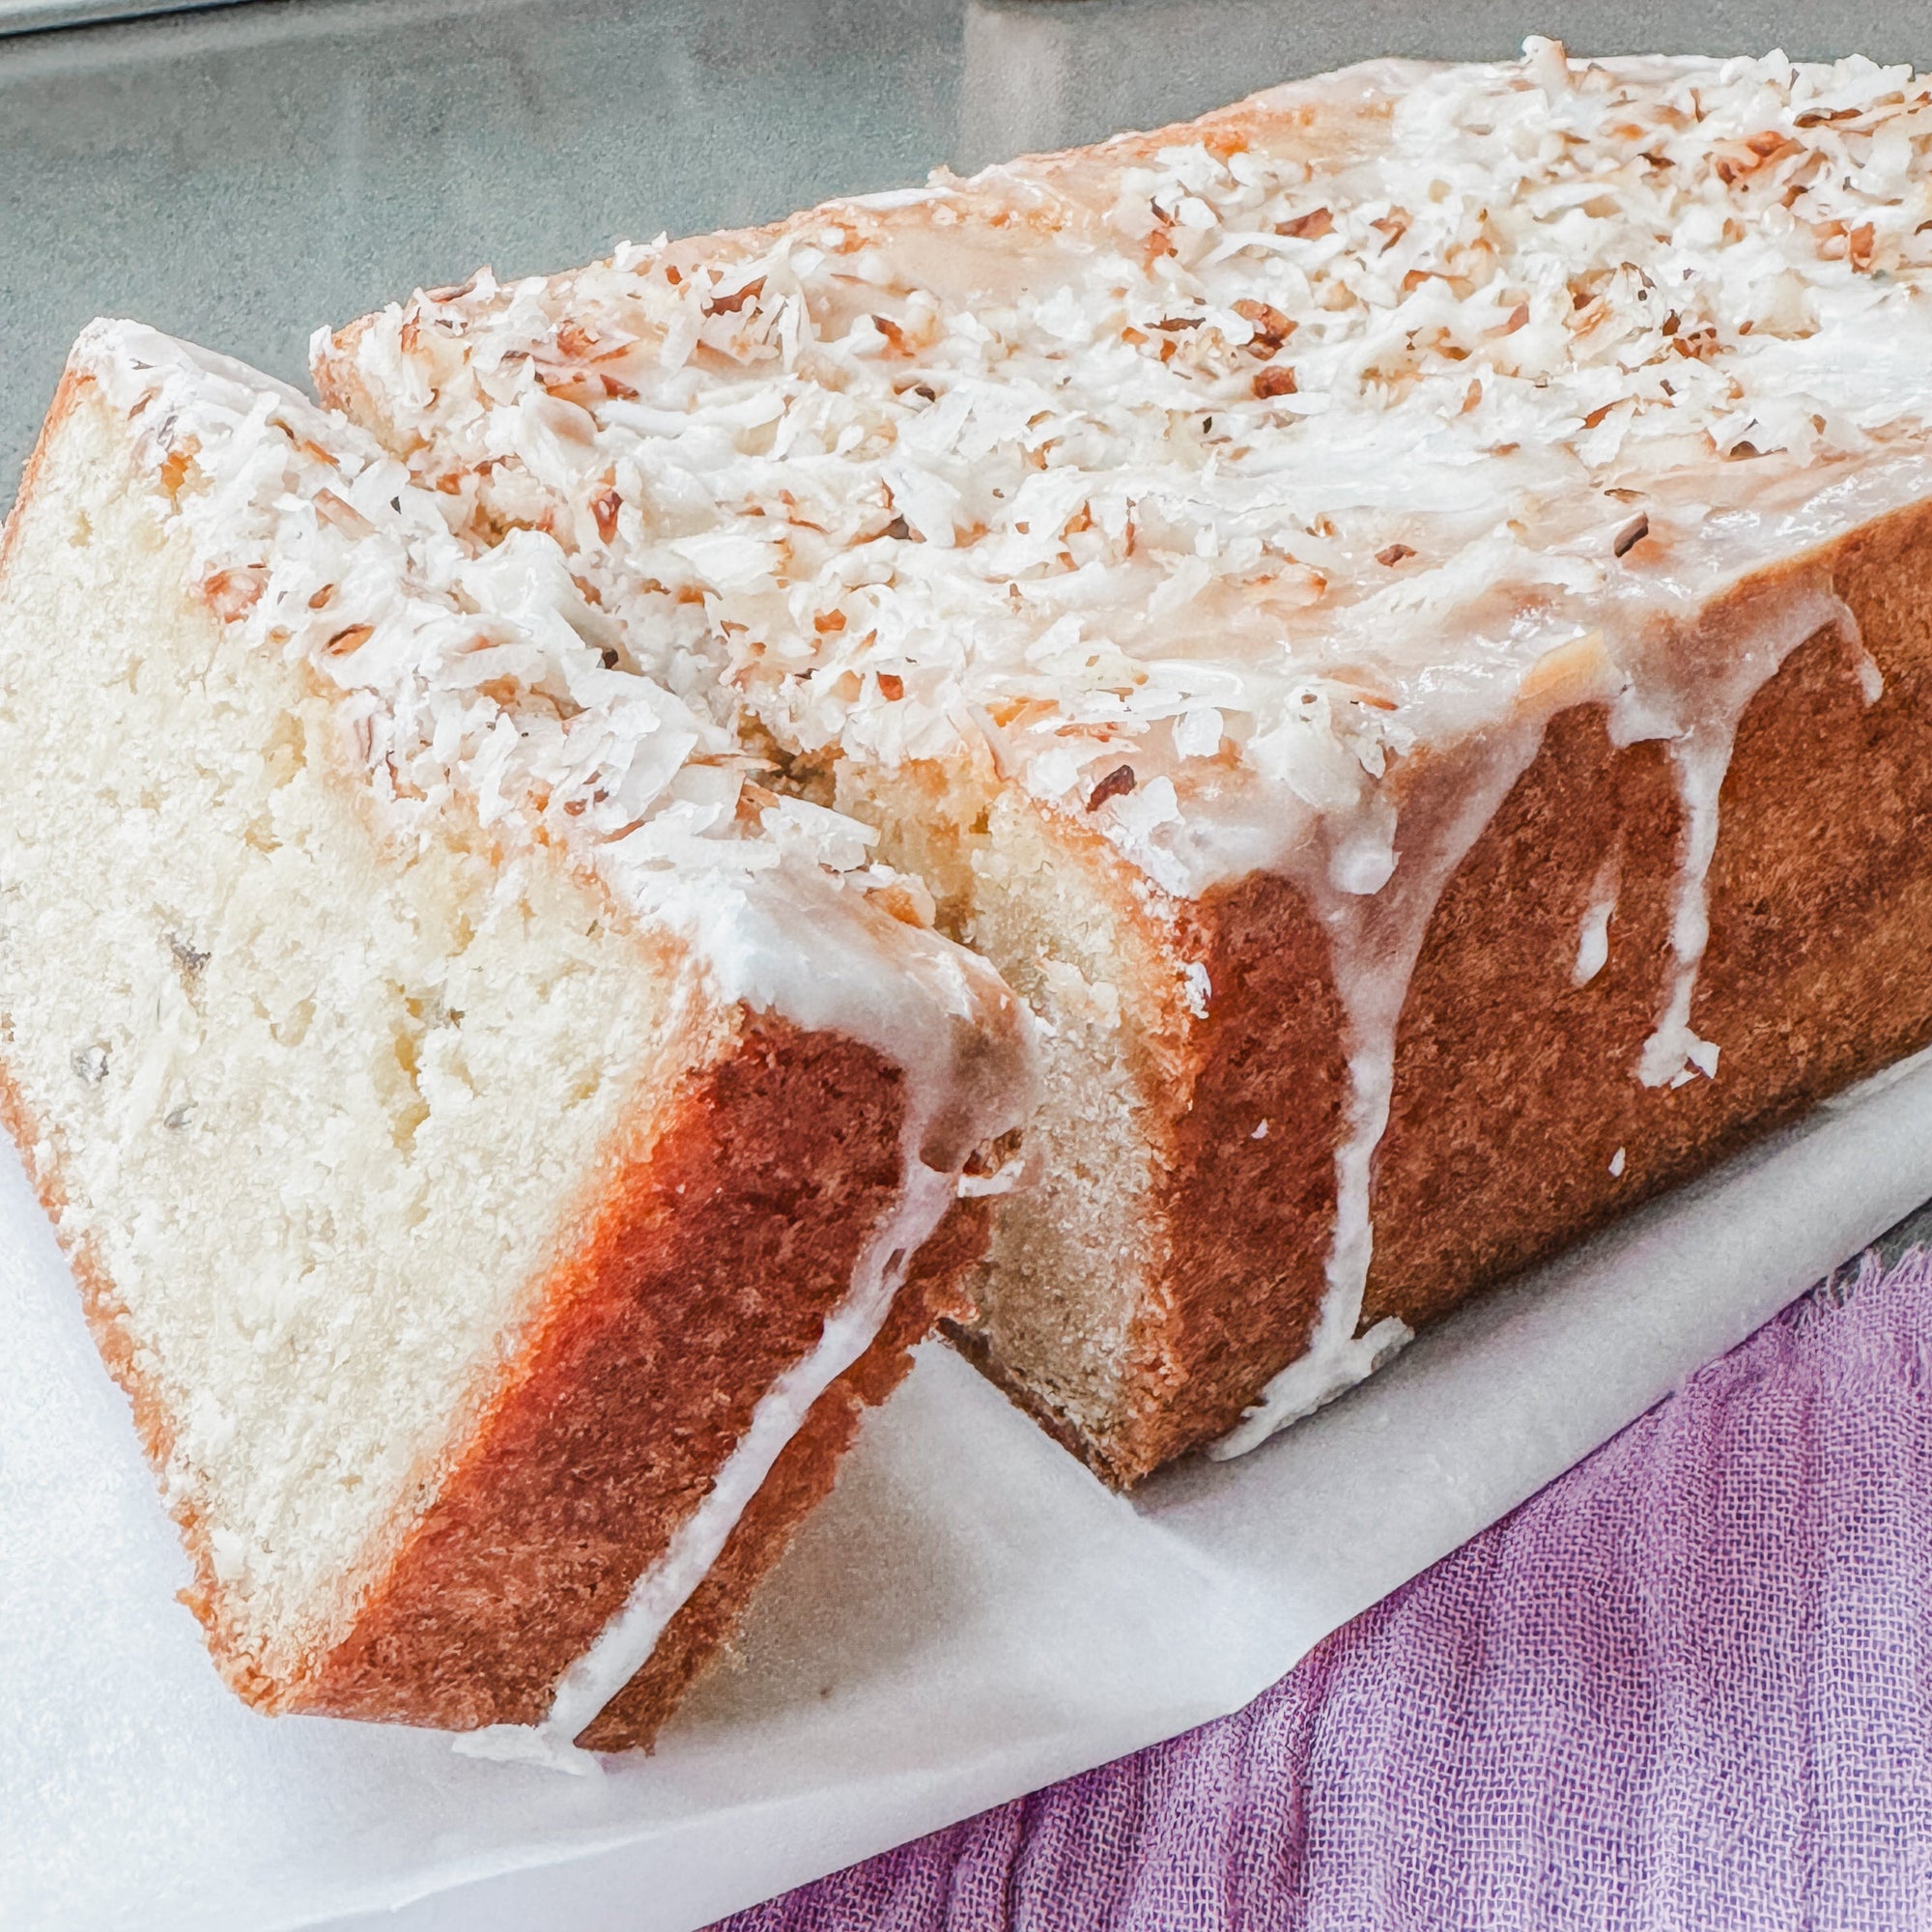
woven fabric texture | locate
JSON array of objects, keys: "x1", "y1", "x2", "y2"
[{"x1": 722, "y1": 1245, "x2": 1932, "y2": 1931}]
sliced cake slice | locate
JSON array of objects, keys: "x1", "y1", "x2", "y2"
[
  {"x1": 0, "y1": 321, "x2": 1032, "y2": 1759},
  {"x1": 317, "y1": 43, "x2": 1932, "y2": 1482}
]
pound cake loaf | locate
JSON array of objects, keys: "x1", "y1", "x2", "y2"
[
  {"x1": 318, "y1": 43, "x2": 1932, "y2": 1484},
  {"x1": 0, "y1": 321, "x2": 1031, "y2": 1759}
]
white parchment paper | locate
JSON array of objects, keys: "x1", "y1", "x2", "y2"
[{"x1": 7, "y1": 1049, "x2": 1932, "y2": 1932}]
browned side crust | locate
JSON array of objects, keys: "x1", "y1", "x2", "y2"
[
  {"x1": 1065, "y1": 502, "x2": 1932, "y2": 1483},
  {"x1": 2, "y1": 1002, "x2": 975, "y2": 1747},
  {"x1": 291, "y1": 1018, "x2": 979, "y2": 1745},
  {"x1": 583, "y1": 1189, "x2": 981, "y2": 1749}
]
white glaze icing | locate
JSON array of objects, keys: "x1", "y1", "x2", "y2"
[
  {"x1": 1573, "y1": 855, "x2": 1619, "y2": 987},
  {"x1": 69, "y1": 320, "x2": 1034, "y2": 1751},
  {"x1": 1612, "y1": 582, "x2": 1852, "y2": 1089},
  {"x1": 458, "y1": 1140, "x2": 956, "y2": 1773},
  {"x1": 318, "y1": 43, "x2": 1932, "y2": 898},
  {"x1": 1218, "y1": 567, "x2": 1853, "y2": 1450},
  {"x1": 314, "y1": 43, "x2": 1932, "y2": 1458},
  {"x1": 1208, "y1": 715, "x2": 1546, "y2": 1458}
]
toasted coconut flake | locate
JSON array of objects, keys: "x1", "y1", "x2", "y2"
[
  {"x1": 202, "y1": 565, "x2": 268, "y2": 620},
  {"x1": 707, "y1": 276, "x2": 766, "y2": 315},
  {"x1": 1233, "y1": 298, "x2": 1295, "y2": 348},
  {"x1": 1276, "y1": 207, "x2": 1333, "y2": 240},
  {"x1": 1086, "y1": 764, "x2": 1136, "y2": 811},
  {"x1": 157, "y1": 436, "x2": 200, "y2": 501},
  {"x1": 314, "y1": 488, "x2": 375, "y2": 537}
]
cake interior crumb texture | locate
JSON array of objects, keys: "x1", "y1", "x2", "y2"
[
  {"x1": 840, "y1": 758, "x2": 1170, "y2": 1458},
  {"x1": 0, "y1": 384, "x2": 685, "y2": 1696}
]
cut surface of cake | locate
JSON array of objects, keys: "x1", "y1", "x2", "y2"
[
  {"x1": 318, "y1": 43, "x2": 1932, "y2": 1482},
  {"x1": 0, "y1": 321, "x2": 1032, "y2": 1759}
]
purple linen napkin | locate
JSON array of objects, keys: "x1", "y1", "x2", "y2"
[{"x1": 724, "y1": 1244, "x2": 1932, "y2": 1930}]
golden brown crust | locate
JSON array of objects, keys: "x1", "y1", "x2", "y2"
[
  {"x1": 1375, "y1": 521, "x2": 1932, "y2": 1311},
  {"x1": 290, "y1": 1018, "x2": 977, "y2": 1743},
  {"x1": 583, "y1": 1193, "x2": 980, "y2": 1749},
  {"x1": 1118, "y1": 871, "x2": 1349, "y2": 1473},
  {"x1": 1062, "y1": 500, "x2": 1932, "y2": 1485}
]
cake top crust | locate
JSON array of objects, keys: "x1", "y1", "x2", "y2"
[
  {"x1": 71, "y1": 320, "x2": 1035, "y2": 1174},
  {"x1": 319, "y1": 41, "x2": 1932, "y2": 901}
]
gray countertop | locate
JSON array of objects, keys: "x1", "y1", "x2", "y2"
[{"x1": 6, "y1": 0, "x2": 1932, "y2": 492}]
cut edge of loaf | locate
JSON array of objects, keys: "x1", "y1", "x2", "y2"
[{"x1": 836, "y1": 753, "x2": 1187, "y2": 1476}]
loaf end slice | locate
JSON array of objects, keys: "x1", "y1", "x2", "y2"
[{"x1": 0, "y1": 328, "x2": 1029, "y2": 1747}]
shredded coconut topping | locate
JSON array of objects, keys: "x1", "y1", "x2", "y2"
[
  {"x1": 74, "y1": 319, "x2": 1033, "y2": 1104},
  {"x1": 84, "y1": 327, "x2": 878, "y2": 901},
  {"x1": 323, "y1": 41, "x2": 1932, "y2": 896}
]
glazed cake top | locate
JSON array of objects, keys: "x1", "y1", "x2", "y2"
[{"x1": 322, "y1": 40, "x2": 1932, "y2": 900}]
